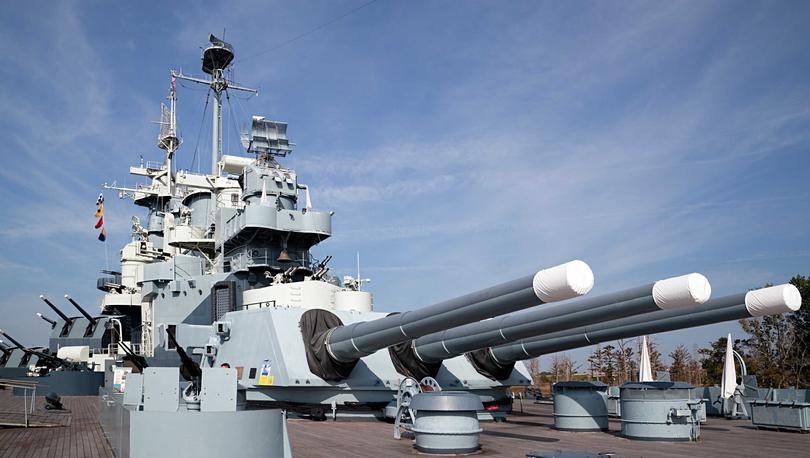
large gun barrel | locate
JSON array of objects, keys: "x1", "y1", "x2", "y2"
[
  {"x1": 39, "y1": 295, "x2": 72, "y2": 323},
  {"x1": 165, "y1": 326, "x2": 201, "y2": 383},
  {"x1": 36, "y1": 313, "x2": 57, "y2": 328},
  {"x1": 407, "y1": 273, "x2": 710, "y2": 367},
  {"x1": 64, "y1": 295, "x2": 98, "y2": 325},
  {"x1": 302, "y1": 260, "x2": 594, "y2": 381},
  {"x1": 487, "y1": 283, "x2": 801, "y2": 368}
]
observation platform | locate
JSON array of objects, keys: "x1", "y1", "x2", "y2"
[{"x1": 0, "y1": 390, "x2": 807, "y2": 457}]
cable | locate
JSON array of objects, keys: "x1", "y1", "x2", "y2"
[
  {"x1": 191, "y1": 90, "x2": 211, "y2": 173},
  {"x1": 225, "y1": 90, "x2": 243, "y2": 154},
  {"x1": 237, "y1": 0, "x2": 382, "y2": 63}
]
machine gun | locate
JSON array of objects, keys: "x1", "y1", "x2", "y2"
[
  {"x1": 310, "y1": 255, "x2": 332, "y2": 281},
  {"x1": 165, "y1": 327, "x2": 202, "y2": 388},
  {"x1": 119, "y1": 340, "x2": 149, "y2": 373},
  {"x1": 0, "y1": 329, "x2": 65, "y2": 370},
  {"x1": 104, "y1": 321, "x2": 148, "y2": 372}
]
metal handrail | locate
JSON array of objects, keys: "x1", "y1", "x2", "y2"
[{"x1": 0, "y1": 378, "x2": 38, "y2": 427}]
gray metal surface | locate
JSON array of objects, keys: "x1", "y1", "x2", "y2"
[
  {"x1": 200, "y1": 367, "x2": 237, "y2": 412},
  {"x1": 142, "y1": 367, "x2": 179, "y2": 412},
  {"x1": 606, "y1": 386, "x2": 621, "y2": 417},
  {"x1": 552, "y1": 381, "x2": 609, "y2": 431},
  {"x1": 410, "y1": 391, "x2": 483, "y2": 454},
  {"x1": 208, "y1": 306, "x2": 533, "y2": 407},
  {"x1": 492, "y1": 293, "x2": 748, "y2": 363},
  {"x1": 11, "y1": 371, "x2": 105, "y2": 396},
  {"x1": 410, "y1": 390, "x2": 485, "y2": 411},
  {"x1": 750, "y1": 389, "x2": 810, "y2": 431},
  {"x1": 98, "y1": 386, "x2": 292, "y2": 458},
  {"x1": 619, "y1": 382, "x2": 702, "y2": 441},
  {"x1": 413, "y1": 286, "x2": 654, "y2": 362},
  {"x1": 122, "y1": 373, "x2": 143, "y2": 406}
]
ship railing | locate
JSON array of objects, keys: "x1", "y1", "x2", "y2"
[
  {"x1": 91, "y1": 343, "x2": 144, "y2": 357},
  {"x1": 0, "y1": 379, "x2": 38, "y2": 427},
  {"x1": 224, "y1": 248, "x2": 314, "y2": 272},
  {"x1": 144, "y1": 161, "x2": 166, "y2": 171}
]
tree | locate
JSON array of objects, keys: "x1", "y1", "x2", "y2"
[
  {"x1": 601, "y1": 345, "x2": 617, "y2": 384},
  {"x1": 550, "y1": 353, "x2": 577, "y2": 382},
  {"x1": 739, "y1": 313, "x2": 795, "y2": 388},
  {"x1": 587, "y1": 345, "x2": 603, "y2": 381},
  {"x1": 686, "y1": 357, "x2": 705, "y2": 386},
  {"x1": 669, "y1": 345, "x2": 690, "y2": 382},
  {"x1": 697, "y1": 336, "x2": 729, "y2": 386},
  {"x1": 644, "y1": 336, "x2": 666, "y2": 376},
  {"x1": 527, "y1": 357, "x2": 541, "y2": 386},
  {"x1": 787, "y1": 275, "x2": 810, "y2": 387},
  {"x1": 615, "y1": 339, "x2": 636, "y2": 384}
]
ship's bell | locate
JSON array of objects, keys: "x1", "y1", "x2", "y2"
[{"x1": 277, "y1": 249, "x2": 292, "y2": 262}]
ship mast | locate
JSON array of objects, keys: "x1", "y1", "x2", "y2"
[
  {"x1": 171, "y1": 34, "x2": 258, "y2": 177},
  {"x1": 157, "y1": 76, "x2": 181, "y2": 194}
]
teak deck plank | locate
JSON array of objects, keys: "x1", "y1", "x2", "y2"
[
  {"x1": 0, "y1": 390, "x2": 113, "y2": 458},
  {"x1": 286, "y1": 401, "x2": 810, "y2": 458}
]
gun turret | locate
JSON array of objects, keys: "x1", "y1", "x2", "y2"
[
  {"x1": 393, "y1": 273, "x2": 710, "y2": 378},
  {"x1": 300, "y1": 260, "x2": 594, "y2": 381},
  {"x1": 37, "y1": 313, "x2": 57, "y2": 328},
  {"x1": 475, "y1": 284, "x2": 801, "y2": 380},
  {"x1": 0, "y1": 329, "x2": 64, "y2": 369}
]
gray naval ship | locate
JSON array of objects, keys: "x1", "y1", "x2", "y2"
[{"x1": 3, "y1": 34, "x2": 798, "y2": 457}]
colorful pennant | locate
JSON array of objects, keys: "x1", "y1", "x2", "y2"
[{"x1": 95, "y1": 193, "x2": 106, "y2": 242}]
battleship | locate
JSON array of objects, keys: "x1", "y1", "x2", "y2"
[{"x1": 0, "y1": 34, "x2": 804, "y2": 457}]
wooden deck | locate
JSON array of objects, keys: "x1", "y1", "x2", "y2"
[
  {"x1": 287, "y1": 401, "x2": 810, "y2": 458},
  {"x1": 0, "y1": 389, "x2": 113, "y2": 458},
  {"x1": 1, "y1": 389, "x2": 808, "y2": 457}
]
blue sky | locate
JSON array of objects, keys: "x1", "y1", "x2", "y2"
[{"x1": 0, "y1": 1, "x2": 808, "y2": 369}]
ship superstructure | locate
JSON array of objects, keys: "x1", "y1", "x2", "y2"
[{"x1": 101, "y1": 34, "x2": 368, "y2": 364}]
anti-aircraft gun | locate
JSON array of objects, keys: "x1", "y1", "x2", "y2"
[
  {"x1": 39, "y1": 295, "x2": 73, "y2": 336},
  {"x1": 0, "y1": 339, "x2": 14, "y2": 367},
  {"x1": 65, "y1": 294, "x2": 100, "y2": 336},
  {"x1": 0, "y1": 329, "x2": 66, "y2": 373},
  {"x1": 36, "y1": 313, "x2": 57, "y2": 329}
]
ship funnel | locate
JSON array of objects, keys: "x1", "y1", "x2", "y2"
[{"x1": 299, "y1": 260, "x2": 594, "y2": 381}]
